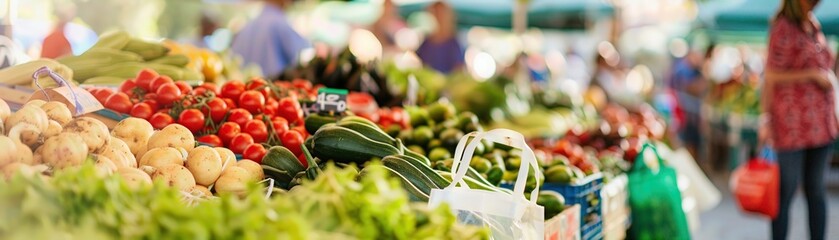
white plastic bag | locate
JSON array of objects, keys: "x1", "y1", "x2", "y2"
[
  {"x1": 429, "y1": 129, "x2": 545, "y2": 240},
  {"x1": 657, "y1": 143, "x2": 721, "y2": 212}
]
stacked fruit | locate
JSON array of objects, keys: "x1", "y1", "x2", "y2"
[{"x1": 57, "y1": 31, "x2": 203, "y2": 85}]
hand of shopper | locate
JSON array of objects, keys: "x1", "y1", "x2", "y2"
[
  {"x1": 811, "y1": 69, "x2": 835, "y2": 89},
  {"x1": 758, "y1": 114, "x2": 772, "y2": 146}
]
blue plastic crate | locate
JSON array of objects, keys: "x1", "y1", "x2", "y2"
[{"x1": 502, "y1": 172, "x2": 604, "y2": 240}]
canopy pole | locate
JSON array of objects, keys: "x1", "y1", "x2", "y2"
[{"x1": 513, "y1": 0, "x2": 528, "y2": 35}]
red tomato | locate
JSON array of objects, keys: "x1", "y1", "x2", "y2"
[
  {"x1": 129, "y1": 102, "x2": 154, "y2": 119},
  {"x1": 246, "y1": 78, "x2": 267, "y2": 90},
  {"x1": 118, "y1": 79, "x2": 137, "y2": 95},
  {"x1": 292, "y1": 125, "x2": 309, "y2": 139},
  {"x1": 149, "y1": 112, "x2": 174, "y2": 129},
  {"x1": 277, "y1": 97, "x2": 303, "y2": 125},
  {"x1": 143, "y1": 92, "x2": 157, "y2": 101},
  {"x1": 220, "y1": 81, "x2": 245, "y2": 100},
  {"x1": 229, "y1": 133, "x2": 254, "y2": 154},
  {"x1": 227, "y1": 108, "x2": 253, "y2": 127},
  {"x1": 197, "y1": 134, "x2": 223, "y2": 147},
  {"x1": 149, "y1": 76, "x2": 174, "y2": 92},
  {"x1": 296, "y1": 153, "x2": 308, "y2": 168},
  {"x1": 271, "y1": 117, "x2": 290, "y2": 136},
  {"x1": 244, "y1": 119, "x2": 268, "y2": 143},
  {"x1": 200, "y1": 82, "x2": 220, "y2": 95},
  {"x1": 178, "y1": 109, "x2": 206, "y2": 133},
  {"x1": 222, "y1": 98, "x2": 237, "y2": 109},
  {"x1": 135, "y1": 69, "x2": 159, "y2": 91},
  {"x1": 174, "y1": 81, "x2": 193, "y2": 95},
  {"x1": 281, "y1": 130, "x2": 304, "y2": 157},
  {"x1": 242, "y1": 143, "x2": 267, "y2": 163},
  {"x1": 204, "y1": 98, "x2": 228, "y2": 123},
  {"x1": 292, "y1": 79, "x2": 312, "y2": 90},
  {"x1": 192, "y1": 87, "x2": 209, "y2": 97},
  {"x1": 93, "y1": 88, "x2": 115, "y2": 103},
  {"x1": 217, "y1": 122, "x2": 241, "y2": 145},
  {"x1": 262, "y1": 103, "x2": 278, "y2": 116},
  {"x1": 157, "y1": 108, "x2": 171, "y2": 115},
  {"x1": 104, "y1": 92, "x2": 132, "y2": 113},
  {"x1": 155, "y1": 82, "x2": 182, "y2": 106},
  {"x1": 141, "y1": 99, "x2": 159, "y2": 112},
  {"x1": 238, "y1": 90, "x2": 265, "y2": 114}
]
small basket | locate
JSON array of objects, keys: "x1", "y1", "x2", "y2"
[{"x1": 542, "y1": 173, "x2": 604, "y2": 240}]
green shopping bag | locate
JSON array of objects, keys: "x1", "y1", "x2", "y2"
[{"x1": 627, "y1": 143, "x2": 691, "y2": 240}]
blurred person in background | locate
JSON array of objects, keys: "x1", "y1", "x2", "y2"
[
  {"x1": 41, "y1": 1, "x2": 75, "y2": 58},
  {"x1": 371, "y1": 0, "x2": 407, "y2": 54},
  {"x1": 667, "y1": 46, "x2": 709, "y2": 159},
  {"x1": 231, "y1": 0, "x2": 310, "y2": 79},
  {"x1": 761, "y1": 0, "x2": 835, "y2": 239},
  {"x1": 415, "y1": 1, "x2": 463, "y2": 74}
]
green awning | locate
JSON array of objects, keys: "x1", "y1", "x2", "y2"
[
  {"x1": 710, "y1": 0, "x2": 839, "y2": 35},
  {"x1": 397, "y1": 0, "x2": 614, "y2": 30}
]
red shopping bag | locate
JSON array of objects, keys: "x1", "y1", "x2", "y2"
[{"x1": 730, "y1": 147, "x2": 779, "y2": 219}]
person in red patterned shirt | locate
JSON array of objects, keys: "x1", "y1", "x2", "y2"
[{"x1": 760, "y1": 0, "x2": 836, "y2": 239}]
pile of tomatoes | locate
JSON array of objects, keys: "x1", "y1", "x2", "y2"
[{"x1": 89, "y1": 69, "x2": 321, "y2": 164}]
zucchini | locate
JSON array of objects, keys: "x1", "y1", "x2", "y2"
[
  {"x1": 437, "y1": 171, "x2": 512, "y2": 194},
  {"x1": 261, "y1": 165, "x2": 295, "y2": 190},
  {"x1": 382, "y1": 156, "x2": 437, "y2": 193},
  {"x1": 386, "y1": 154, "x2": 449, "y2": 188},
  {"x1": 304, "y1": 115, "x2": 337, "y2": 135},
  {"x1": 402, "y1": 147, "x2": 432, "y2": 166},
  {"x1": 360, "y1": 166, "x2": 430, "y2": 202},
  {"x1": 466, "y1": 166, "x2": 495, "y2": 187},
  {"x1": 339, "y1": 116, "x2": 379, "y2": 128},
  {"x1": 311, "y1": 125, "x2": 401, "y2": 165},
  {"x1": 262, "y1": 146, "x2": 305, "y2": 174},
  {"x1": 336, "y1": 120, "x2": 395, "y2": 145}
]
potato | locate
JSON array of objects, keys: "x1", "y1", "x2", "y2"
[
  {"x1": 42, "y1": 120, "x2": 62, "y2": 139},
  {"x1": 7, "y1": 123, "x2": 39, "y2": 165},
  {"x1": 236, "y1": 160, "x2": 264, "y2": 182},
  {"x1": 111, "y1": 118, "x2": 154, "y2": 156},
  {"x1": 23, "y1": 99, "x2": 46, "y2": 108},
  {"x1": 40, "y1": 133, "x2": 88, "y2": 169},
  {"x1": 139, "y1": 147, "x2": 184, "y2": 168},
  {"x1": 214, "y1": 166, "x2": 251, "y2": 196},
  {"x1": 214, "y1": 147, "x2": 236, "y2": 171},
  {"x1": 30, "y1": 147, "x2": 44, "y2": 165},
  {"x1": 151, "y1": 164, "x2": 196, "y2": 191},
  {"x1": 0, "y1": 98, "x2": 10, "y2": 122},
  {"x1": 147, "y1": 124, "x2": 195, "y2": 151},
  {"x1": 0, "y1": 136, "x2": 17, "y2": 166},
  {"x1": 186, "y1": 146, "x2": 223, "y2": 186},
  {"x1": 102, "y1": 138, "x2": 137, "y2": 168},
  {"x1": 94, "y1": 155, "x2": 117, "y2": 176},
  {"x1": 189, "y1": 185, "x2": 213, "y2": 198},
  {"x1": 1, "y1": 163, "x2": 47, "y2": 180},
  {"x1": 5, "y1": 105, "x2": 48, "y2": 146},
  {"x1": 40, "y1": 101, "x2": 72, "y2": 125},
  {"x1": 63, "y1": 117, "x2": 110, "y2": 154},
  {"x1": 117, "y1": 167, "x2": 152, "y2": 189}
]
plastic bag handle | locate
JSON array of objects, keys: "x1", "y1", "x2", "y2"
[
  {"x1": 32, "y1": 66, "x2": 85, "y2": 116},
  {"x1": 631, "y1": 142, "x2": 664, "y2": 173},
  {"x1": 448, "y1": 129, "x2": 542, "y2": 203},
  {"x1": 756, "y1": 145, "x2": 776, "y2": 163}
]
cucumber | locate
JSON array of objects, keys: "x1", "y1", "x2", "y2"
[
  {"x1": 261, "y1": 165, "x2": 295, "y2": 190},
  {"x1": 311, "y1": 126, "x2": 401, "y2": 165},
  {"x1": 262, "y1": 146, "x2": 305, "y2": 174},
  {"x1": 386, "y1": 154, "x2": 449, "y2": 188},
  {"x1": 382, "y1": 156, "x2": 438, "y2": 192},
  {"x1": 304, "y1": 115, "x2": 337, "y2": 135},
  {"x1": 437, "y1": 171, "x2": 513, "y2": 194},
  {"x1": 336, "y1": 120, "x2": 395, "y2": 145},
  {"x1": 360, "y1": 166, "x2": 430, "y2": 202}
]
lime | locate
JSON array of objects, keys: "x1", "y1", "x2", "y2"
[
  {"x1": 502, "y1": 170, "x2": 518, "y2": 181},
  {"x1": 456, "y1": 112, "x2": 479, "y2": 129},
  {"x1": 439, "y1": 128, "x2": 464, "y2": 150},
  {"x1": 397, "y1": 129, "x2": 414, "y2": 145},
  {"x1": 408, "y1": 145, "x2": 426, "y2": 157},
  {"x1": 407, "y1": 107, "x2": 430, "y2": 127},
  {"x1": 505, "y1": 157, "x2": 521, "y2": 171},
  {"x1": 545, "y1": 165, "x2": 574, "y2": 184},
  {"x1": 385, "y1": 124, "x2": 402, "y2": 138},
  {"x1": 427, "y1": 139, "x2": 442, "y2": 149},
  {"x1": 412, "y1": 126, "x2": 434, "y2": 147},
  {"x1": 428, "y1": 148, "x2": 452, "y2": 162},
  {"x1": 482, "y1": 139, "x2": 495, "y2": 152},
  {"x1": 470, "y1": 156, "x2": 492, "y2": 173},
  {"x1": 427, "y1": 102, "x2": 456, "y2": 123}
]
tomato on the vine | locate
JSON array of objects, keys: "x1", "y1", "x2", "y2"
[
  {"x1": 130, "y1": 102, "x2": 154, "y2": 119},
  {"x1": 204, "y1": 98, "x2": 228, "y2": 123},
  {"x1": 246, "y1": 78, "x2": 267, "y2": 91},
  {"x1": 149, "y1": 112, "x2": 174, "y2": 129},
  {"x1": 242, "y1": 143, "x2": 267, "y2": 163},
  {"x1": 155, "y1": 82, "x2": 182, "y2": 106},
  {"x1": 281, "y1": 130, "x2": 304, "y2": 157},
  {"x1": 149, "y1": 76, "x2": 174, "y2": 92},
  {"x1": 229, "y1": 133, "x2": 254, "y2": 154},
  {"x1": 296, "y1": 153, "x2": 309, "y2": 168},
  {"x1": 227, "y1": 108, "x2": 253, "y2": 127},
  {"x1": 93, "y1": 88, "x2": 115, "y2": 103},
  {"x1": 220, "y1": 81, "x2": 245, "y2": 100},
  {"x1": 104, "y1": 92, "x2": 132, "y2": 113},
  {"x1": 141, "y1": 99, "x2": 159, "y2": 112},
  {"x1": 270, "y1": 117, "x2": 290, "y2": 136},
  {"x1": 217, "y1": 122, "x2": 241, "y2": 145},
  {"x1": 174, "y1": 81, "x2": 193, "y2": 95},
  {"x1": 135, "y1": 69, "x2": 159, "y2": 91},
  {"x1": 200, "y1": 83, "x2": 220, "y2": 95},
  {"x1": 238, "y1": 90, "x2": 265, "y2": 114},
  {"x1": 277, "y1": 97, "x2": 304, "y2": 125},
  {"x1": 292, "y1": 79, "x2": 312, "y2": 90},
  {"x1": 222, "y1": 98, "x2": 237, "y2": 109},
  {"x1": 292, "y1": 125, "x2": 309, "y2": 139},
  {"x1": 118, "y1": 79, "x2": 137, "y2": 95},
  {"x1": 244, "y1": 119, "x2": 268, "y2": 143},
  {"x1": 197, "y1": 134, "x2": 223, "y2": 147},
  {"x1": 177, "y1": 109, "x2": 205, "y2": 133}
]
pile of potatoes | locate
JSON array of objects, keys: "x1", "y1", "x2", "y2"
[{"x1": 0, "y1": 98, "x2": 264, "y2": 197}]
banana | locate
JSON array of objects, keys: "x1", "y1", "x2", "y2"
[{"x1": 122, "y1": 39, "x2": 170, "y2": 61}]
